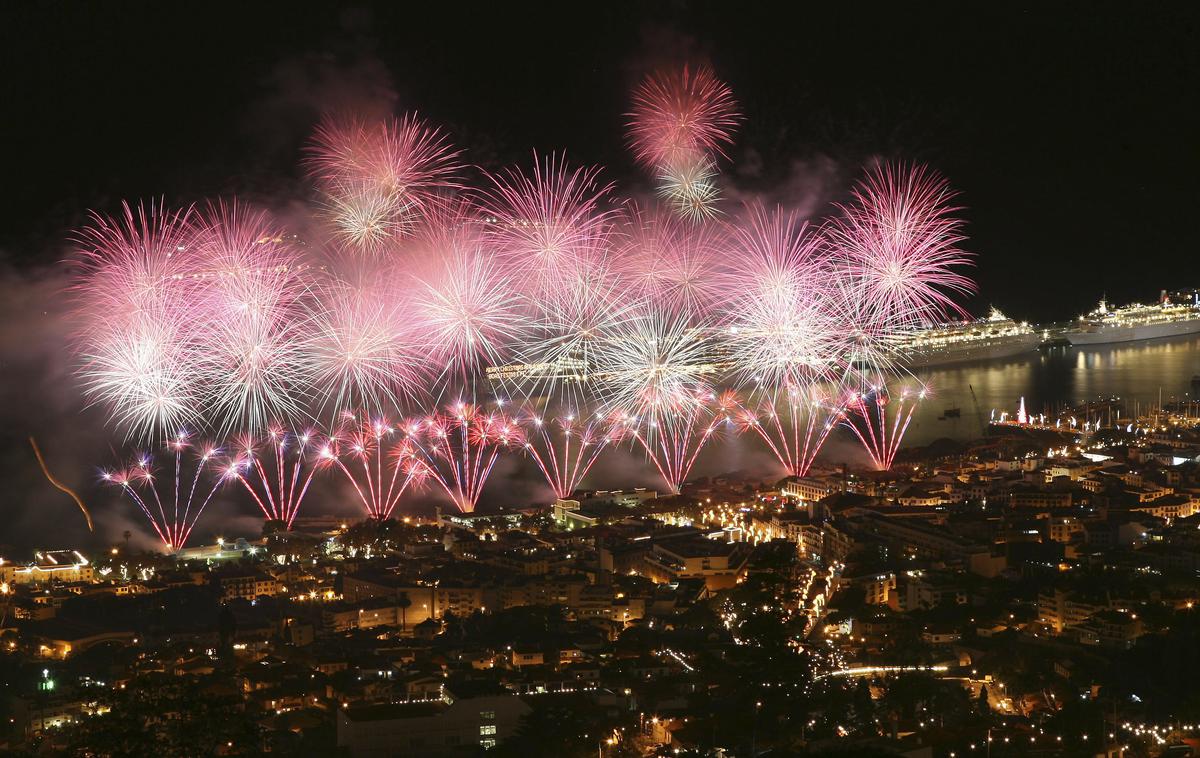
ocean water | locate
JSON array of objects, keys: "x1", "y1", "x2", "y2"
[{"x1": 903, "y1": 334, "x2": 1200, "y2": 445}]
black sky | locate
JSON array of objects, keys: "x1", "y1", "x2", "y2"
[
  {"x1": 2, "y1": 2, "x2": 1198, "y2": 322},
  {"x1": 0, "y1": 2, "x2": 1198, "y2": 552}
]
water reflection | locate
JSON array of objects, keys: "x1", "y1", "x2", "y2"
[{"x1": 905, "y1": 335, "x2": 1200, "y2": 444}]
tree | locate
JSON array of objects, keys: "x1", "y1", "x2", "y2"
[{"x1": 398, "y1": 592, "x2": 412, "y2": 634}]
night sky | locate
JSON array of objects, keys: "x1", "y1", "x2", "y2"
[
  {"x1": 0, "y1": 2, "x2": 1197, "y2": 551},
  {"x1": 3, "y1": 2, "x2": 1198, "y2": 321}
]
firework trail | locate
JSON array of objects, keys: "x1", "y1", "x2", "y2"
[
  {"x1": 321, "y1": 416, "x2": 429, "y2": 520},
  {"x1": 627, "y1": 65, "x2": 741, "y2": 169},
  {"x1": 102, "y1": 432, "x2": 229, "y2": 551},
  {"x1": 827, "y1": 162, "x2": 974, "y2": 330},
  {"x1": 841, "y1": 381, "x2": 926, "y2": 471},
  {"x1": 519, "y1": 408, "x2": 620, "y2": 500},
  {"x1": 227, "y1": 426, "x2": 324, "y2": 528},
  {"x1": 616, "y1": 388, "x2": 737, "y2": 494},
  {"x1": 29, "y1": 437, "x2": 93, "y2": 531},
  {"x1": 405, "y1": 403, "x2": 523, "y2": 513},
  {"x1": 736, "y1": 384, "x2": 841, "y2": 478}
]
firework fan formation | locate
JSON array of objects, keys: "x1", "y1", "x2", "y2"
[
  {"x1": 69, "y1": 64, "x2": 973, "y2": 549},
  {"x1": 101, "y1": 432, "x2": 231, "y2": 552},
  {"x1": 227, "y1": 426, "x2": 325, "y2": 529}
]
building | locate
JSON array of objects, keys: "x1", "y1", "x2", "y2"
[
  {"x1": 336, "y1": 694, "x2": 531, "y2": 756},
  {"x1": 1077, "y1": 610, "x2": 1144, "y2": 649},
  {"x1": 5, "y1": 551, "x2": 93, "y2": 585},
  {"x1": 641, "y1": 537, "x2": 750, "y2": 591},
  {"x1": 1037, "y1": 588, "x2": 1110, "y2": 634},
  {"x1": 782, "y1": 476, "x2": 842, "y2": 505},
  {"x1": 216, "y1": 572, "x2": 279, "y2": 601},
  {"x1": 1010, "y1": 488, "x2": 1073, "y2": 509}
]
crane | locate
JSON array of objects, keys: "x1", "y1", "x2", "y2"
[{"x1": 969, "y1": 384, "x2": 986, "y2": 437}]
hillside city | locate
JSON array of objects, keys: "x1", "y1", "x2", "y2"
[{"x1": 4, "y1": 407, "x2": 1200, "y2": 757}]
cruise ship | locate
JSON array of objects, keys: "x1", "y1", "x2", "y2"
[
  {"x1": 1065, "y1": 294, "x2": 1200, "y2": 346},
  {"x1": 897, "y1": 308, "x2": 1042, "y2": 368}
]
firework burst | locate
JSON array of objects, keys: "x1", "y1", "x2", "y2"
[
  {"x1": 627, "y1": 65, "x2": 741, "y2": 169},
  {"x1": 591, "y1": 307, "x2": 715, "y2": 417},
  {"x1": 72, "y1": 202, "x2": 204, "y2": 440},
  {"x1": 409, "y1": 216, "x2": 527, "y2": 385},
  {"x1": 656, "y1": 153, "x2": 722, "y2": 222},
  {"x1": 617, "y1": 204, "x2": 724, "y2": 316},
  {"x1": 303, "y1": 271, "x2": 427, "y2": 418},
  {"x1": 827, "y1": 162, "x2": 974, "y2": 329},
  {"x1": 307, "y1": 113, "x2": 462, "y2": 252},
  {"x1": 479, "y1": 154, "x2": 615, "y2": 303},
  {"x1": 722, "y1": 205, "x2": 838, "y2": 388},
  {"x1": 191, "y1": 202, "x2": 312, "y2": 434}
]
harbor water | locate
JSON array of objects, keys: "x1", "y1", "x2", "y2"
[{"x1": 903, "y1": 334, "x2": 1200, "y2": 445}]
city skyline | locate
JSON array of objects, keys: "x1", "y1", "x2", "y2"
[{"x1": 2, "y1": 7, "x2": 1200, "y2": 756}]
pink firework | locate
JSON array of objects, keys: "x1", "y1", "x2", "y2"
[
  {"x1": 303, "y1": 271, "x2": 428, "y2": 418},
  {"x1": 227, "y1": 426, "x2": 325, "y2": 528},
  {"x1": 191, "y1": 202, "x2": 312, "y2": 434},
  {"x1": 405, "y1": 403, "x2": 524, "y2": 513},
  {"x1": 627, "y1": 64, "x2": 742, "y2": 169},
  {"x1": 102, "y1": 431, "x2": 229, "y2": 552},
  {"x1": 616, "y1": 388, "x2": 738, "y2": 495},
  {"x1": 656, "y1": 152, "x2": 723, "y2": 222},
  {"x1": 72, "y1": 202, "x2": 205, "y2": 440},
  {"x1": 307, "y1": 113, "x2": 461, "y2": 197},
  {"x1": 616, "y1": 204, "x2": 725, "y2": 317},
  {"x1": 507, "y1": 249, "x2": 630, "y2": 407},
  {"x1": 824, "y1": 274, "x2": 903, "y2": 382},
  {"x1": 321, "y1": 416, "x2": 430, "y2": 520},
  {"x1": 519, "y1": 408, "x2": 620, "y2": 500},
  {"x1": 737, "y1": 384, "x2": 841, "y2": 478},
  {"x1": 827, "y1": 162, "x2": 974, "y2": 329},
  {"x1": 841, "y1": 381, "x2": 926, "y2": 471},
  {"x1": 722, "y1": 205, "x2": 840, "y2": 388},
  {"x1": 408, "y1": 205, "x2": 527, "y2": 383},
  {"x1": 478, "y1": 153, "x2": 615, "y2": 303},
  {"x1": 306, "y1": 113, "x2": 462, "y2": 251}
]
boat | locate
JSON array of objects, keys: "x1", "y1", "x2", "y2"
[
  {"x1": 897, "y1": 308, "x2": 1042, "y2": 368},
  {"x1": 1064, "y1": 293, "x2": 1200, "y2": 346}
]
